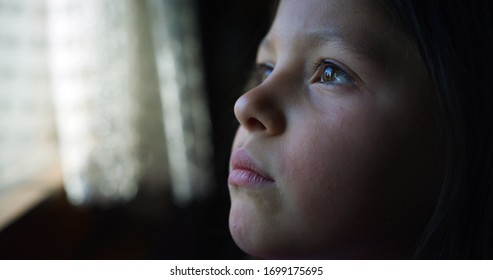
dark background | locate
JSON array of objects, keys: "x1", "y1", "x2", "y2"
[{"x1": 0, "y1": 0, "x2": 277, "y2": 259}]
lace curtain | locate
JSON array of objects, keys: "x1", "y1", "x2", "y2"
[{"x1": 0, "y1": 0, "x2": 213, "y2": 206}]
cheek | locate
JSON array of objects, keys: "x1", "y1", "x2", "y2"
[
  {"x1": 280, "y1": 109, "x2": 402, "y2": 244},
  {"x1": 284, "y1": 109, "x2": 379, "y2": 201},
  {"x1": 284, "y1": 129, "x2": 342, "y2": 211},
  {"x1": 281, "y1": 99, "x2": 439, "y2": 250},
  {"x1": 279, "y1": 118, "x2": 364, "y2": 231}
]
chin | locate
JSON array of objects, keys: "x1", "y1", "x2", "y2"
[{"x1": 228, "y1": 217, "x2": 317, "y2": 259}]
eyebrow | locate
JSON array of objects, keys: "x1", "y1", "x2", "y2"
[{"x1": 259, "y1": 30, "x2": 387, "y2": 66}]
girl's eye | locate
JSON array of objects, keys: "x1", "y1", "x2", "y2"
[
  {"x1": 313, "y1": 60, "x2": 355, "y2": 86},
  {"x1": 244, "y1": 63, "x2": 273, "y2": 91},
  {"x1": 256, "y1": 63, "x2": 274, "y2": 83}
]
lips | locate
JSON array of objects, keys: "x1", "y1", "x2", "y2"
[{"x1": 228, "y1": 149, "x2": 275, "y2": 188}]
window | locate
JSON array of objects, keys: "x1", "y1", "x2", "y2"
[{"x1": 0, "y1": 0, "x2": 213, "y2": 229}]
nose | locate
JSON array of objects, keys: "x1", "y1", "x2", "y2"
[{"x1": 233, "y1": 83, "x2": 286, "y2": 135}]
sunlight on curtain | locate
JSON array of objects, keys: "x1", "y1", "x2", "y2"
[
  {"x1": 0, "y1": 0, "x2": 213, "y2": 206},
  {"x1": 146, "y1": 0, "x2": 213, "y2": 206},
  {"x1": 0, "y1": 0, "x2": 59, "y2": 191}
]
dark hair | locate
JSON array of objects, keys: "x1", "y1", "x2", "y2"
[{"x1": 381, "y1": 0, "x2": 493, "y2": 259}]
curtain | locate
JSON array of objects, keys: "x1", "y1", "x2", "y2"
[{"x1": 0, "y1": 0, "x2": 214, "y2": 206}]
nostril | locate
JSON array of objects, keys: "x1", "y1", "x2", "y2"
[{"x1": 247, "y1": 117, "x2": 267, "y2": 131}]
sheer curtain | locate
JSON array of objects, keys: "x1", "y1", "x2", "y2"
[{"x1": 0, "y1": 0, "x2": 213, "y2": 206}]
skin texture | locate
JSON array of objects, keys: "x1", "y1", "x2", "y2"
[{"x1": 228, "y1": 0, "x2": 442, "y2": 259}]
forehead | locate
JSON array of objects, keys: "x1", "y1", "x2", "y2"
[
  {"x1": 271, "y1": 0, "x2": 389, "y2": 37},
  {"x1": 261, "y1": 0, "x2": 407, "y2": 64}
]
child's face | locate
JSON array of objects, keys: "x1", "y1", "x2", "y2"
[{"x1": 228, "y1": 0, "x2": 442, "y2": 259}]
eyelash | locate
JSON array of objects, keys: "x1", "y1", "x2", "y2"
[{"x1": 253, "y1": 59, "x2": 355, "y2": 87}]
